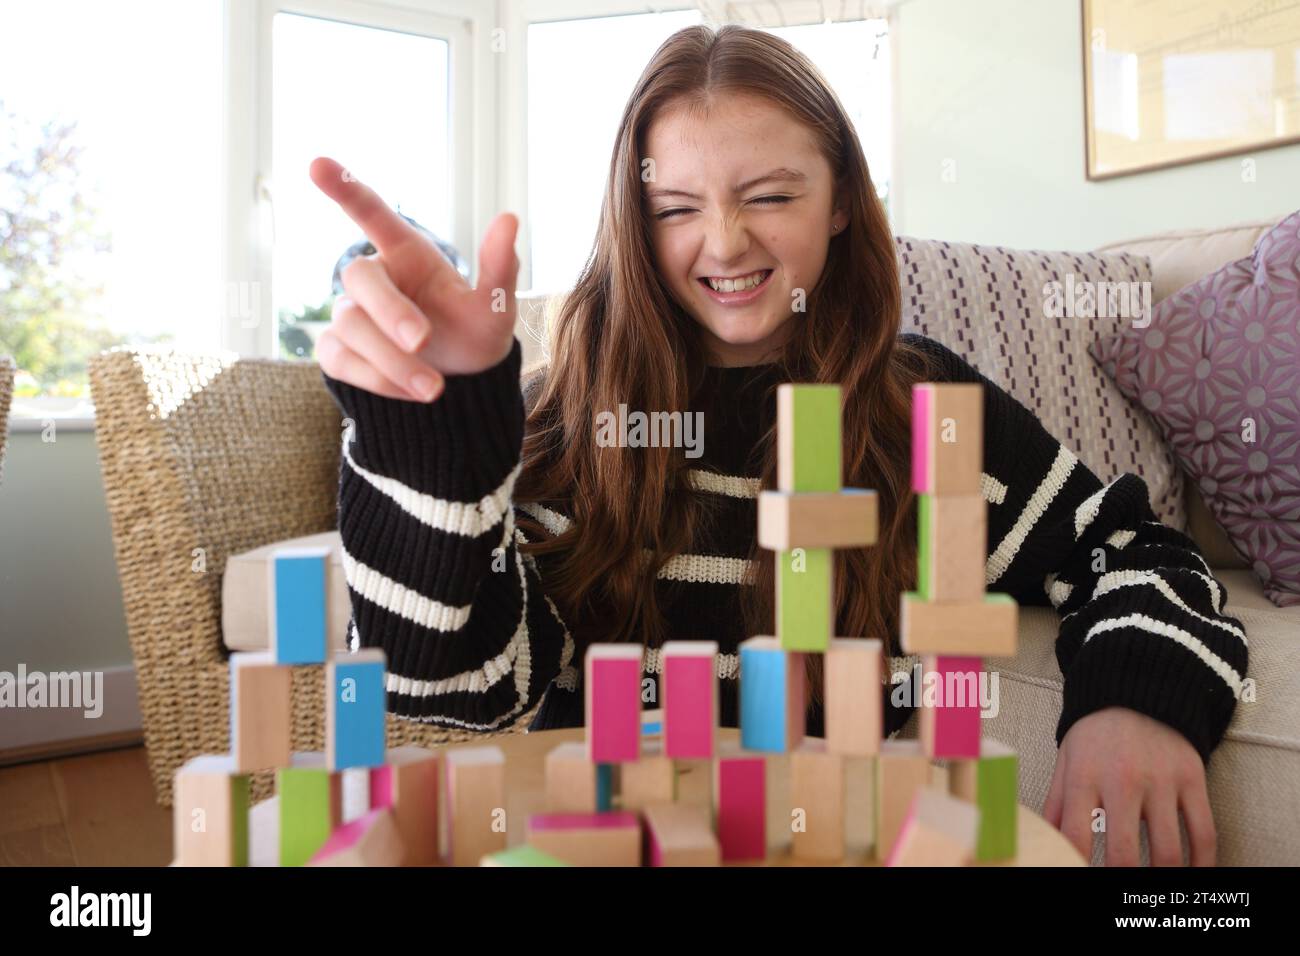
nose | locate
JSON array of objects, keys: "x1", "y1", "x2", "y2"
[{"x1": 702, "y1": 209, "x2": 751, "y2": 267}]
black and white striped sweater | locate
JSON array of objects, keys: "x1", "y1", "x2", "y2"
[{"x1": 321, "y1": 334, "x2": 1247, "y2": 762}]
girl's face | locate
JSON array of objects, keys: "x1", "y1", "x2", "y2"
[{"x1": 644, "y1": 91, "x2": 847, "y2": 367}]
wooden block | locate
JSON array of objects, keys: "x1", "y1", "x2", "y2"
[
  {"x1": 790, "y1": 739, "x2": 845, "y2": 862},
  {"x1": 885, "y1": 787, "x2": 979, "y2": 866},
  {"x1": 777, "y1": 383, "x2": 842, "y2": 492},
  {"x1": 776, "y1": 547, "x2": 832, "y2": 652},
  {"x1": 917, "y1": 493, "x2": 986, "y2": 602},
  {"x1": 919, "y1": 655, "x2": 983, "y2": 759},
  {"x1": 874, "y1": 739, "x2": 931, "y2": 862},
  {"x1": 526, "y1": 811, "x2": 641, "y2": 866},
  {"x1": 308, "y1": 808, "x2": 405, "y2": 866},
  {"x1": 641, "y1": 708, "x2": 664, "y2": 738},
  {"x1": 643, "y1": 803, "x2": 720, "y2": 866},
  {"x1": 662, "y1": 640, "x2": 717, "y2": 759},
  {"x1": 269, "y1": 547, "x2": 330, "y2": 664},
  {"x1": 370, "y1": 745, "x2": 440, "y2": 865},
  {"x1": 739, "y1": 637, "x2": 805, "y2": 753},
  {"x1": 713, "y1": 745, "x2": 766, "y2": 862},
  {"x1": 278, "y1": 752, "x2": 342, "y2": 867},
  {"x1": 480, "y1": 845, "x2": 570, "y2": 867},
  {"x1": 824, "y1": 638, "x2": 883, "y2": 756},
  {"x1": 544, "y1": 741, "x2": 598, "y2": 813},
  {"x1": 900, "y1": 591, "x2": 1018, "y2": 656},
  {"x1": 229, "y1": 652, "x2": 291, "y2": 773},
  {"x1": 617, "y1": 739, "x2": 676, "y2": 811},
  {"x1": 445, "y1": 746, "x2": 506, "y2": 867},
  {"x1": 585, "y1": 644, "x2": 641, "y2": 763},
  {"x1": 597, "y1": 764, "x2": 614, "y2": 811},
  {"x1": 174, "y1": 755, "x2": 249, "y2": 866},
  {"x1": 326, "y1": 649, "x2": 386, "y2": 771},
  {"x1": 758, "y1": 490, "x2": 878, "y2": 550},
  {"x1": 950, "y1": 739, "x2": 1018, "y2": 861},
  {"x1": 912, "y1": 383, "x2": 983, "y2": 495}
]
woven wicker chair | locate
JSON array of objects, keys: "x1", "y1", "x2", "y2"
[
  {"x1": 0, "y1": 356, "x2": 13, "y2": 484},
  {"x1": 88, "y1": 349, "x2": 536, "y2": 807}
]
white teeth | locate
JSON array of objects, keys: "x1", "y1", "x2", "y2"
[{"x1": 706, "y1": 270, "x2": 767, "y2": 293}]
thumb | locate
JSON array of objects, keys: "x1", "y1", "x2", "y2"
[{"x1": 477, "y1": 212, "x2": 521, "y2": 310}]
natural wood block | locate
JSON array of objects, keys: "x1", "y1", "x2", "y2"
[
  {"x1": 919, "y1": 655, "x2": 983, "y2": 759},
  {"x1": 778, "y1": 383, "x2": 842, "y2": 492},
  {"x1": 326, "y1": 648, "x2": 386, "y2": 771},
  {"x1": 643, "y1": 802, "x2": 720, "y2": 866},
  {"x1": 949, "y1": 739, "x2": 1018, "y2": 861},
  {"x1": 480, "y1": 845, "x2": 569, "y2": 867},
  {"x1": 885, "y1": 787, "x2": 979, "y2": 866},
  {"x1": 758, "y1": 490, "x2": 878, "y2": 550},
  {"x1": 825, "y1": 638, "x2": 883, "y2": 756},
  {"x1": 370, "y1": 746, "x2": 440, "y2": 866},
  {"x1": 526, "y1": 811, "x2": 641, "y2": 866},
  {"x1": 445, "y1": 746, "x2": 506, "y2": 867},
  {"x1": 585, "y1": 644, "x2": 642, "y2": 763},
  {"x1": 278, "y1": 752, "x2": 341, "y2": 867},
  {"x1": 270, "y1": 547, "x2": 330, "y2": 664},
  {"x1": 776, "y1": 547, "x2": 832, "y2": 652},
  {"x1": 617, "y1": 739, "x2": 675, "y2": 811},
  {"x1": 917, "y1": 493, "x2": 986, "y2": 602},
  {"x1": 912, "y1": 383, "x2": 982, "y2": 495},
  {"x1": 308, "y1": 808, "x2": 405, "y2": 866},
  {"x1": 229, "y1": 652, "x2": 291, "y2": 774},
  {"x1": 713, "y1": 744, "x2": 766, "y2": 862},
  {"x1": 790, "y1": 739, "x2": 845, "y2": 862},
  {"x1": 900, "y1": 591, "x2": 1018, "y2": 656},
  {"x1": 739, "y1": 637, "x2": 805, "y2": 753},
  {"x1": 545, "y1": 741, "x2": 599, "y2": 814},
  {"x1": 174, "y1": 755, "x2": 249, "y2": 867},
  {"x1": 874, "y1": 739, "x2": 931, "y2": 863},
  {"x1": 662, "y1": 641, "x2": 718, "y2": 759}
]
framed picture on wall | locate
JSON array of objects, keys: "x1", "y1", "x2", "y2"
[{"x1": 1081, "y1": 0, "x2": 1300, "y2": 180}]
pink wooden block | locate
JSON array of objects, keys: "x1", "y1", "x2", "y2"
[
  {"x1": 370, "y1": 764, "x2": 394, "y2": 809},
  {"x1": 714, "y1": 752, "x2": 766, "y2": 862},
  {"x1": 912, "y1": 383, "x2": 932, "y2": 493},
  {"x1": 925, "y1": 655, "x2": 982, "y2": 758},
  {"x1": 663, "y1": 641, "x2": 717, "y2": 759},
  {"x1": 585, "y1": 645, "x2": 642, "y2": 762},
  {"x1": 310, "y1": 808, "x2": 382, "y2": 860}
]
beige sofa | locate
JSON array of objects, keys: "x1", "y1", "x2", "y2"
[{"x1": 95, "y1": 218, "x2": 1297, "y2": 863}]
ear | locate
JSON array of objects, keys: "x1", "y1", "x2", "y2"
[{"x1": 830, "y1": 183, "x2": 850, "y2": 234}]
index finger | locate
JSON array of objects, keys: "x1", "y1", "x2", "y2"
[{"x1": 309, "y1": 157, "x2": 420, "y2": 257}]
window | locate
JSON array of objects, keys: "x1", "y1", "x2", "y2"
[
  {"x1": 522, "y1": 10, "x2": 892, "y2": 295},
  {"x1": 270, "y1": 12, "x2": 453, "y2": 361},
  {"x1": 0, "y1": 0, "x2": 223, "y2": 418}
]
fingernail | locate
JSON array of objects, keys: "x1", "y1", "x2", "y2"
[
  {"x1": 410, "y1": 373, "x2": 439, "y2": 402},
  {"x1": 398, "y1": 320, "x2": 425, "y2": 351}
]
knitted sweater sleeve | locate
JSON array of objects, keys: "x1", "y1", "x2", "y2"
[
  {"x1": 902, "y1": 334, "x2": 1248, "y2": 763},
  {"x1": 320, "y1": 339, "x2": 574, "y2": 731}
]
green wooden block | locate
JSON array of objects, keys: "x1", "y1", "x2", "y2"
[
  {"x1": 778, "y1": 384, "x2": 842, "y2": 492},
  {"x1": 278, "y1": 755, "x2": 340, "y2": 867},
  {"x1": 777, "y1": 547, "x2": 832, "y2": 652},
  {"x1": 975, "y1": 750, "x2": 1018, "y2": 861},
  {"x1": 481, "y1": 845, "x2": 570, "y2": 867},
  {"x1": 917, "y1": 493, "x2": 933, "y2": 599}
]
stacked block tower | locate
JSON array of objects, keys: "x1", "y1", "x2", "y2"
[{"x1": 172, "y1": 381, "x2": 1022, "y2": 867}]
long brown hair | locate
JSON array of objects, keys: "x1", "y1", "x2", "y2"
[{"x1": 515, "y1": 24, "x2": 935, "y2": 702}]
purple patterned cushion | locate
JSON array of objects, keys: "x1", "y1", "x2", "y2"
[{"x1": 1090, "y1": 210, "x2": 1300, "y2": 607}]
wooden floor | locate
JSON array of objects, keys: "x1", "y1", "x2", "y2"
[{"x1": 0, "y1": 746, "x2": 171, "y2": 866}]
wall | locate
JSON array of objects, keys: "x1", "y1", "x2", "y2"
[{"x1": 893, "y1": 0, "x2": 1298, "y2": 250}]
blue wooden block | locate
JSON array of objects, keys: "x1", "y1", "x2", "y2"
[
  {"x1": 739, "y1": 637, "x2": 805, "y2": 753},
  {"x1": 326, "y1": 649, "x2": 386, "y2": 770},
  {"x1": 270, "y1": 548, "x2": 330, "y2": 665},
  {"x1": 596, "y1": 764, "x2": 614, "y2": 812}
]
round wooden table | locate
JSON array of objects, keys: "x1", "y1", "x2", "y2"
[{"x1": 482, "y1": 727, "x2": 1086, "y2": 867}]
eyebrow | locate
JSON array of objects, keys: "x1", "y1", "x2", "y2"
[{"x1": 645, "y1": 167, "x2": 807, "y2": 201}]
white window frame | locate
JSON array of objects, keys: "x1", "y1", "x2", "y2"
[{"x1": 223, "y1": 0, "x2": 496, "y2": 357}]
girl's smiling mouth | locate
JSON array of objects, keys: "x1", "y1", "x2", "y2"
[{"x1": 695, "y1": 268, "x2": 774, "y2": 305}]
